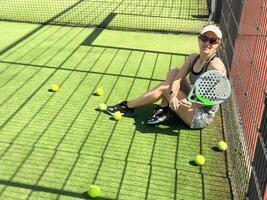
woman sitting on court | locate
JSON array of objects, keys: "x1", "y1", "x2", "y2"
[{"x1": 107, "y1": 24, "x2": 227, "y2": 129}]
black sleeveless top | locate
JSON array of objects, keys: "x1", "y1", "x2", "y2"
[{"x1": 189, "y1": 54, "x2": 216, "y2": 85}]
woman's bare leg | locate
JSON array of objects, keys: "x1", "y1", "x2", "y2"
[
  {"x1": 126, "y1": 68, "x2": 191, "y2": 109},
  {"x1": 127, "y1": 81, "x2": 169, "y2": 108},
  {"x1": 127, "y1": 68, "x2": 181, "y2": 108},
  {"x1": 160, "y1": 68, "x2": 191, "y2": 107},
  {"x1": 171, "y1": 90, "x2": 195, "y2": 126}
]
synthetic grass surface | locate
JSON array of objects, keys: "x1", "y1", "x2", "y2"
[
  {"x1": 0, "y1": 22, "x2": 232, "y2": 200},
  {"x1": 0, "y1": 22, "x2": 39, "y2": 51}
]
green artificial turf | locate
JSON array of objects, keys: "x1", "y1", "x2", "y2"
[
  {"x1": 0, "y1": 22, "x2": 39, "y2": 52},
  {"x1": 92, "y1": 29, "x2": 199, "y2": 55},
  {"x1": 0, "y1": 21, "x2": 232, "y2": 200}
]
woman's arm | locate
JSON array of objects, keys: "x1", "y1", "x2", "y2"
[
  {"x1": 208, "y1": 57, "x2": 227, "y2": 75},
  {"x1": 169, "y1": 54, "x2": 195, "y2": 100},
  {"x1": 168, "y1": 54, "x2": 196, "y2": 109}
]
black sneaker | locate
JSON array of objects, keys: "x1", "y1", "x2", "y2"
[
  {"x1": 146, "y1": 106, "x2": 172, "y2": 125},
  {"x1": 152, "y1": 105, "x2": 164, "y2": 115},
  {"x1": 107, "y1": 101, "x2": 136, "y2": 117}
]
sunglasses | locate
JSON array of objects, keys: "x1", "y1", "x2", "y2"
[{"x1": 198, "y1": 34, "x2": 220, "y2": 44}]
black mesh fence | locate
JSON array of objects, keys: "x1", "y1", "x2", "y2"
[
  {"x1": 218, "y1": 0, "x2": 267, "y2": 199},
  {"x1": 0, "y1": 0, "x2": 210, "y2": 34}
]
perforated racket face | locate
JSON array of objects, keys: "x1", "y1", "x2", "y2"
[{"x1": 189, "y1": 70, "x2": 231, "y2": 105}]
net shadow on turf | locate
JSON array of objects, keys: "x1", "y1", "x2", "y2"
[
  {"x1": 0, "y1": 1, "x2": 233, "y2": 197},
  {"x1": 2, "y1": 41, "x2": 193, "y2": 154},
  {"x1": 0, "y1": 140, "x2": 232, "y2": 199}
]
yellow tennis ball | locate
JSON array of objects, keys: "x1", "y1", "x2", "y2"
[
  {"x1": 51, "y1": 84, "x2": 59, "y2": 92},
  {"x1": 195, "y1": 155, "x2": 205, "y2": 165},
  {"x1": 114, "y1": 111, "x2": 122, "y2": 120},
  {"x1": 99, "y1": 103, "x2": 107, "y2": 111},
  {"x1": 88, "y1": 185, "x2": 100, "y2": 198},
  {"x1": 217, "y1": 141, "x2": 228, "y2": 151},
  {"x1": 96, "y1": 87, "x2": 104, "y2": 96}
]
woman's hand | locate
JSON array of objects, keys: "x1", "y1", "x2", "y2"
[
  {"x1": 169, "y1": 97, "x2": 180, "y2": 110},
  {"x1": 169, "y1": 97, "x2": 192, "y2": 111},
  {"x1": 179, "y1": 98, "x2": 192, "y2": 109}
]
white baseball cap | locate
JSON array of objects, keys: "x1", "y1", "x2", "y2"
[{"x1": 199, "y1": 24, "x2": 222, "y2": 39}]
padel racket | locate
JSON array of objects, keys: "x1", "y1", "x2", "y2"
[{"x1": 187, "y1": 70, "x2": 231, "y2": 106}]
